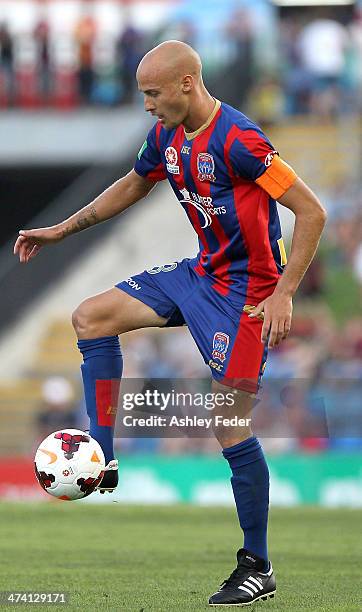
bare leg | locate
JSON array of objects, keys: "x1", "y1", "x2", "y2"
[{"x1": 72, "y1": 287, "x2": 168, "y2": 339}]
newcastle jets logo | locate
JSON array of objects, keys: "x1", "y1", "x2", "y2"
[
  {"x1": 165, "y1": 146, "x2": 180, "y2": 175},
  {"x1": 197, "y1": 152, "x2": 216, "y2": 182},
  {"x1": 212, "y1": 332, "x2": 230, "y2": 363}
]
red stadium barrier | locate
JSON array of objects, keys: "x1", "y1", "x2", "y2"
[{"x1": 0, "y1": 457, "x2": 46, "y2": 500}]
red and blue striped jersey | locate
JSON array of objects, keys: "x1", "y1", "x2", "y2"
[{"x1": 134, "y1": 100, "x2": 297, "y2": 303}]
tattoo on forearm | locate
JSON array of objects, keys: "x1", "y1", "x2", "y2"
[
  {"x1": 60, "y1": 204, "x2": 99, "y2": 239},
  {"x1": 90, "y1": 204, "x2": 98, "y2": 223}
]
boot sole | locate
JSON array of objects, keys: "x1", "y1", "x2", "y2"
[{"x1": 209, "y1": 590, "x2": 276, "y2": 606}]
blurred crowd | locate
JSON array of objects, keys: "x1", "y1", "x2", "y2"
[
  {"x1": 325, "y1": 187, "x2": 362, "y2": 292},
  {"x1": 0, "y1": 4, "x2": 361, "y2": 116},
  {"x1": 252, "y1": 9, "x2": 362, "y2": 124},
  {"x1": 299, "y1": 185, "x2": 362, "y2": 303},
  {"x1": 0, "y1": 16, "x2": 146, "y2": 108}
]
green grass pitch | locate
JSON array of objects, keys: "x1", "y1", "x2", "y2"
[{"x1": 0, "y1": 503, "x2": 360, "y2": 611}]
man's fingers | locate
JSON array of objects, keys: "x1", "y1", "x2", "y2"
[
  {"x1": 19, "y1": 242, "x2": 27, "y2": 263},
  {"x1": 249, "y1": 302, "x2": 264, "y2": 319},
  {"x1": 255, "y1": 294, "x2": 293, "y2": 347},
  {"x1": 282, "y1": 319, "x2": 291, "y2": 340},
  {"x1": 27, "y1": 245, "x2": 41, "y2": 261},
  {"x1": 261, "y1": 318, "x2": 271, "y2": 344},
  {"x1": 267, "y1": 321, "x2": 279, "y2": 348},
  {"x1": 19, "y1": 240, "x2": 34, "y2": 263},
  {"x1": 14, "y1": 235, "x2": 26, "y2": 255},
  {"x1": 268, "y1": 319, "x2": 289, "y2": 348},
  {"x1": 274, "y1": 321, "x2": 285, "y2": 347},
  {"x1": 267, "y1": 319, "x2": 282, "y2": 348},
  {"x1": 14, "y1": 236, "x2": 28, "y2": 260},
  {"x1": 14, "y1": 229, "x2": 47, "y2": 262},
  {"x1": 15, "y1": 234, "x2": 46, "y2": 263}
]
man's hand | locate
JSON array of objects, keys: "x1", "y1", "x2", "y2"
[
  {"x1": 13, "y1": 226, "x2": 62, "y2": 264},
  {"x1": 249, "y1": 290, "x2": 293, "y2": 349}
]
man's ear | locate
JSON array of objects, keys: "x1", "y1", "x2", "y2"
[{"x1": 182, "y1": 75, "x2": 193, "y2": 93}]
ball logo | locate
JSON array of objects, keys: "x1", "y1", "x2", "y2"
[
  {"x1": 197, "y1": 152, "x2": 216, "y2": 182},
  {"x1": 264, "y1": 151, "x2": 277, "y2": 167},
  {"x1": 54, "y1": 431, "x2": 90, "y2": 460},
  {"x1": 212, "y1": 332, "x2": 230, "y2": 363},
  {"x1": 165, "y1": 147, "x2": 180, "y2": 174}
]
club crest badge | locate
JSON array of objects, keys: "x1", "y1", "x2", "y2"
[
  {"x1": 165, "y1": 146, "x2": 180, "y2": 175},
  {"x1": 212, "y1": 332, "x2": 230, "y2": 363},
  {"x1": 264, "y1": 150, "x2": 278, "y2": 167},
  {"x1": 197, "y1": 152, "x2": 216, "y2": 182}
]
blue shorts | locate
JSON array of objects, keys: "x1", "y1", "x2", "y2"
[{"x1": 116, "y1": 258, "x2": 268, "y2": 393}]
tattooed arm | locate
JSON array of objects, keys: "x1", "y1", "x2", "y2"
[
  {"x1": 58, "y1": 203, "x2": 99, "y2": 239},
  {"x1": 14, "y1": 170, "x2": 156, "y2": 263}
]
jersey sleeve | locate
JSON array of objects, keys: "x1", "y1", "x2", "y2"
[
  {"x1": 134, "y1": 123, "x2": 167, "y2": 182},
  {"x1": 229, "y1": 128, "x2": 297, "y2": 199}
]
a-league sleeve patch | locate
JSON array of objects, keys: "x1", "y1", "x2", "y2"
[
  {"x1": 137, "y1": 139, "x2": 148, "y2": 160},
  {"x1": 134, "y1": 124, "x2": 167, "y2": 182},
  {"x1": 256, "y1": 155, "x2": 297, "y2": 199}
]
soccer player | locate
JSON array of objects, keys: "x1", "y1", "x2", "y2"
[{"x1": 14, "y1": 41, "x2": 326, "y2": 606}]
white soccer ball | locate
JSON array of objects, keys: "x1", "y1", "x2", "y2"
[{"x1": 34, "y1": 429, "x2": 105, "y2": 501}]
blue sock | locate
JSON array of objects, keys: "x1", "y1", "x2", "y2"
[
  {"x1": 223, "y1": 436, "x2": 269, "y2": 570},
  {"x1": 77, "y1": 336, "x2": 123, "y2": 464}
]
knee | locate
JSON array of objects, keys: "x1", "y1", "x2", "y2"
[{"x1": 72, "y1": 299, "x2": 97, "y2": 338}]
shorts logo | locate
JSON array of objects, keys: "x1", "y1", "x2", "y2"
[
  {"x1": 197, "y1": 152, "x2": 216, "y2": 182},
  {"x1": 165, "y1": 146, "x2": 180, "y2": 175},
  {"x1": 212, "y1": 332, "x2": 230, "y2": 363},
  {"x1": 126, "y1": 277, "x2": 141, "y2": 291},
  {"x1": 264, "y1": 151, "x2": 277, "y2": 167}
]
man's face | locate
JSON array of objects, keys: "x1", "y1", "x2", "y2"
[{"x1": 137, "y1": 72, "x2": 189, "y2": 130}]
